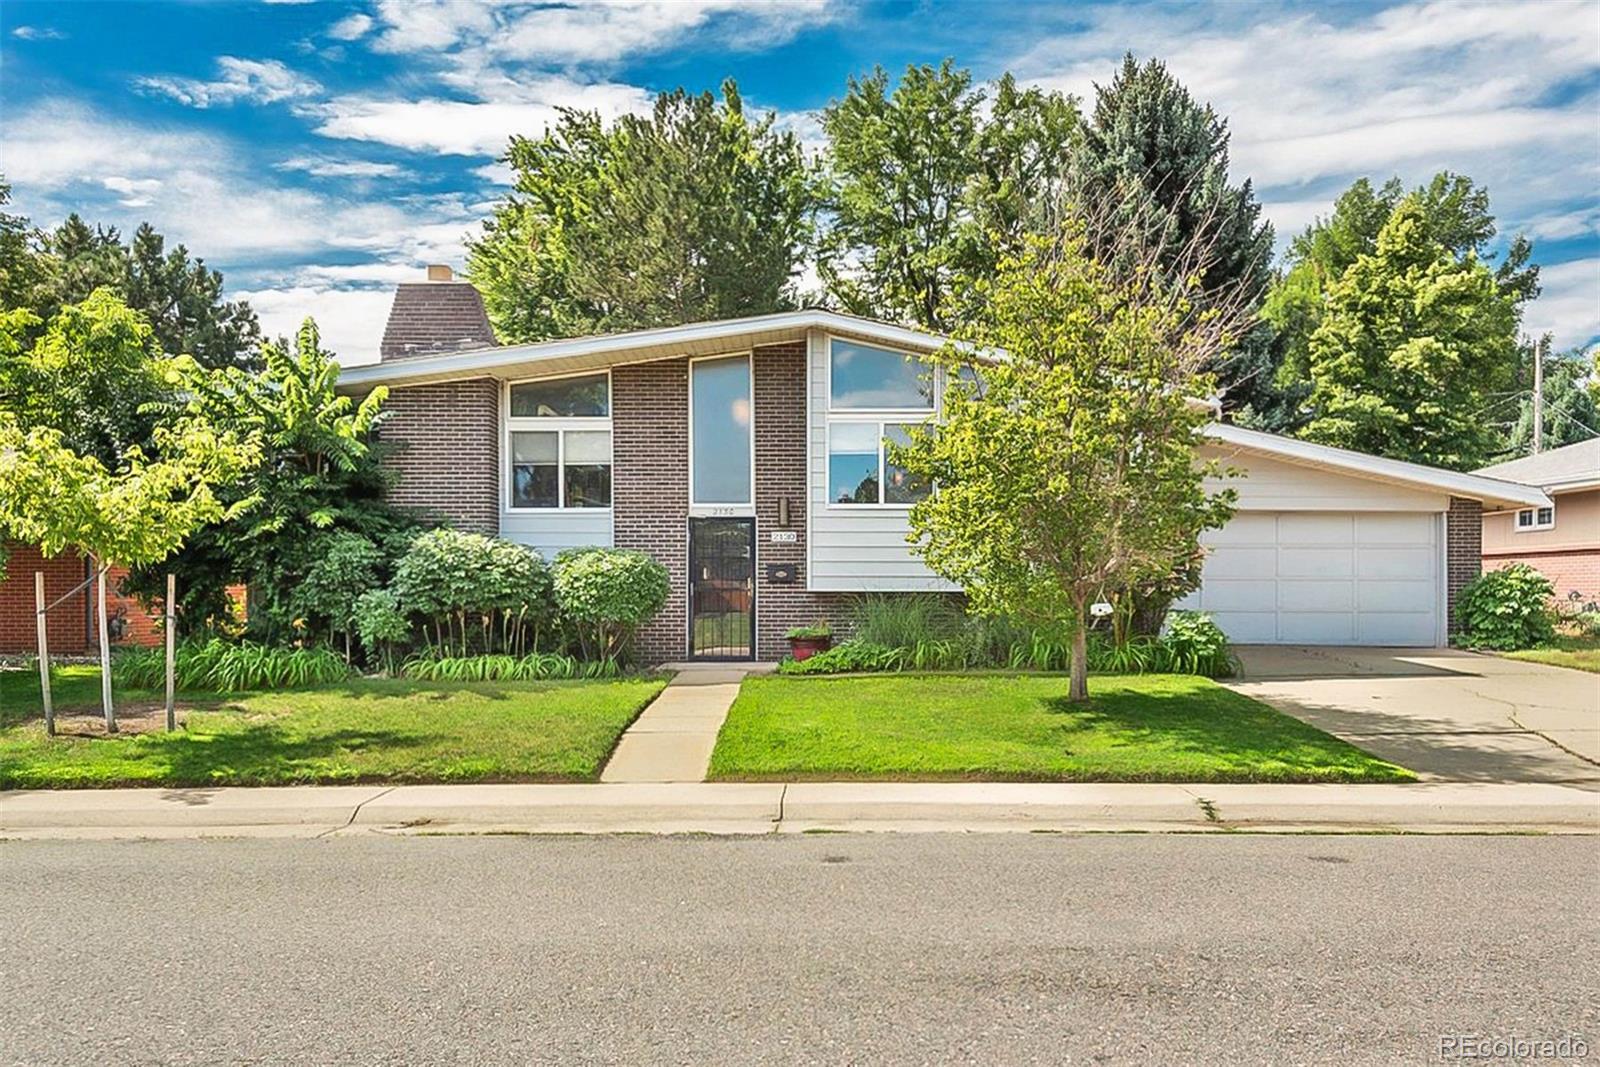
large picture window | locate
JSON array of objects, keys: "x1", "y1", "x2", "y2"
[
  {"x1": 827, "y1": 421, "x2": 930, "y2": 506},
  {"x1": 506, "y1": 372, "x2": 611, "y2": 510},
  {"x1": 829, "y1": 339, "x2": 934, "y2": 410}
]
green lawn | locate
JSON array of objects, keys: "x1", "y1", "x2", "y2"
[
  {"x1": 708, "y1": 673, "x2": 1412, "y2": 783},
  {"x1": 0, "y1": 665, "x2": 665, "y2": 789},
  {"x1": 1500, "y1": 634, "x2": 1600, "y2": 674}
]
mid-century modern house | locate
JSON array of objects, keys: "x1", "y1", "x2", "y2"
[
  {"x1": 340, "y1": 267, "x2": 1551, "y2": 663},
  {"x1": 1474, "y1": 439, "x2": 1600, "y2": 603}
]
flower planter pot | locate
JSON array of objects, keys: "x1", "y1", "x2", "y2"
[{"x1": 787, "y1": 635, "x2": 833, "y2": 662}]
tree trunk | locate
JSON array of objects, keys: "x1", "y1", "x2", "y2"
[
  {"x1": 96, "y1": 563, "x2": 116, "y2": 732},
  {"x1": 1068, "y1": 617, "x2": 1090, "y2": 704}
]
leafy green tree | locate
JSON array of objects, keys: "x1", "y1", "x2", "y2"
[
  {"x1": 896, "y1": 225, "x2": 1238, "y2": 702},
  {"x1": 468, "y1": 81, "x2": 812, "y2": 342},
  {"x1": 1267, "y1": 172, "x2": 1539, "y2": 402},
  {"x1": 293, "y1": 531, "x2": 384, "y2": 659},
  {"x1": 1070, "y1": 55, "x2": 1279, "y2": 422},
  {"x1": 125, "y1": 320, "x2": 407, "y2": 634},
  {"x1": 1300, "y1": 198, "x2": 1518, "y2": 469},
  {"x1": 0, "y1": 179, "x2": 261, "y2": 370},
  {"x1": 820, "y1": 61, "x2": 1077, "y2": 331}
]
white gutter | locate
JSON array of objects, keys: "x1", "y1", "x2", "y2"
[{"x1": 1203, "y1": 422, "x2": 1552, "y2": 509}]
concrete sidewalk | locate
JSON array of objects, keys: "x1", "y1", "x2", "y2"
[{"x1": 4, "y1": 780, "x2": 1597, "y2": 839}]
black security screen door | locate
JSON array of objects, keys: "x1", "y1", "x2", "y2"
[{"x1": 689, "y1": 518, "x2": 755, "y2": 660}]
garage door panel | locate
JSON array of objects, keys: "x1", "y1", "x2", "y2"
[
  {"x1": 1276, "y1": 513, "x2": 1355, "y2": 542},
  {"x1": 1358, "y1": 579, "x2": 1434, "y2": 613},
  {"x1": 1358, "y1": 613, "x2": 1436, "y2": 645},
  {"x1": 1203, "y1": 547, "x2": 1279, "y2": 578},
  {"x1": 1277, "y1": 579, "x2": 1354, "y2": 611},
  {"x1": 1201, "y1": 580, "x2": 1278, "y2": 611},
  {"x1": 1356, "y1": 546, "x2": 1435, "y2": 578},
  {"x1": 1191, "y1": 509, "x2": 1439, "y2": 647},
  {"x1": 1357, "y1": 513, "x2": 1436, "y2": 544},
  {"x1": 1279, "y1": 548, "x2": 1354, "y2": 578},
  {"x1": 1278, "y1": 612, "x2": 1356, "y2": 643},
  {"x1": 1208, "y1": 612, "x2": 1278, "y2": 643}
]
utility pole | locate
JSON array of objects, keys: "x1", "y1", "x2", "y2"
[{"x1": 1532, "y1": 336, "x2": 1544, "y2": 454}]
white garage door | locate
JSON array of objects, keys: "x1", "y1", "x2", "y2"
[{"x1": 1175, "y1": 511, "x2": 1441, "y2": 646}]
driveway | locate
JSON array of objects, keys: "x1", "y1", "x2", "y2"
[{"x1": 1230, "y1": 647, "x2": 1600, "y2": 785}]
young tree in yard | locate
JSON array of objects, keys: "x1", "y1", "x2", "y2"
[
  {"x1": 0, "y1": 416, "x2": 256, "y2": 730},
  {"x1": 468, "y1": 81, "x2": 812, "y2": 342},
  {"x1": 895, "y1": 217, "x2": 1242, "y2": 702},
  {"x1": 820, "y1": 61, "x2": 1077, "y2": 331},
  {"x1": 1299, "y1": 197, "x2": 1519, "y2": 470},
  {"x1": 1070, "y1": 55, "x2": 1279, "y2": 424}
]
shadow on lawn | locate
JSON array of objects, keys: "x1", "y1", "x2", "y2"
[{"x1": 1041, "y1": 687, "x2": 1412, "y2": 780}]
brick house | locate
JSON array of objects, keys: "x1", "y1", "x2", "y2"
[
  {"x1": 1475, "y1": 439, "x2": 1600, "y2": 606},
  {"x1": 0, "y1": 544, "x2": 162, "y2": 655},
  {"x1": 340, "y1": 268, "x2": 1550, "y2": 662}
]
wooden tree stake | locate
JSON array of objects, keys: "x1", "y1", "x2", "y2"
[
  {"x1": 96, "y1": 564, "x2": 115, "y2": 733},
  {"x1": 165, "y1": 573, "x2": 176, "y2": 732},
  {"x1": 35, "y1": 572, "x2": 54, "y2": 737}
]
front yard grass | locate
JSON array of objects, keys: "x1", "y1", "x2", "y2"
[
  {"x1": 708, "y1": 673, "x2": 1412, "y2": 783},
  {"x1": 0, "y1": 666, "x2": 665, "y2": 789},
  {"x1": 1498, "y1": 633, "x2": 1600, "y2": 674}
]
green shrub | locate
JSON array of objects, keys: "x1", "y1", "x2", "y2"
[
  {"x1": 353, "y1": 588, "x2": 410, "y2": 674},
  {"x1": 1156, "y1": 611, "x2": 1236, "y2": 677},
  {"x1": 784, "y1": 622, "x2": 833, "y2": 640},
  {"x1": 293, "y1": 531, "x2": 384, "y2": 649},
  {"x1": 777, "y1": 641, "x2": 907, "y2": 675},
  {"x1": 400, "y1": 651, "x2": 620, "y2": 682},
  {"x1": 552, "y1": 548, "x2": 670, "y2": 661},
  {"x1": 1455, "y1": 564, "x2": 1555, "y2": 650},
  {"x1": 391, "y1": 529, "x2": 555, "y2": 655},
  {"x1": 1575, "y1": 611, "x2": 1600, "y2": 638},
  {"x1": 113, "y1": 639, "x2": 351, "y2": 691},
  {"x1": 851, "y1": 594, "x2": 964, "y2": 648}
]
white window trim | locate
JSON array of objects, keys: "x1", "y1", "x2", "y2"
[
  {"x1": 503, "y1": 370, "x2": 614, "y2": 513},
  {"x1": 1513, "y1": 504, "x2": 1556, "y2": 532},
  {"x1": 687, "y1": 351, "x2": 756, "y2": 514},
  {"x1": 823, "y1": 334, "x2": 937, "y2": 511}
]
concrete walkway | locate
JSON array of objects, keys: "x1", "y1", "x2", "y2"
[
  {"x1": 1230, "y1": 646, "x2": 1600, "y2": 785},
  {"x1": 4, "y1": 781, "x2": 1596, "y2": 839},
  {"x1": 599, "y1": 663, "x2": 770, "y2": 783}
]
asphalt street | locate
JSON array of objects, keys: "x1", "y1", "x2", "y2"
[{"x1": 2, "y1": 833, "x2": 1595, "y2": 1065}]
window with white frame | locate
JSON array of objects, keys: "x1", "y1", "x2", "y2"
[
  {"x1": 1514, "y1": 504, "x2": 1555, "y2": 532},
  {"x1": 827, "y1": 338, "x2": 933, "y2": 506},
  {"x1": 506, "y1": 372, "x2": 611, "y2": 509}
]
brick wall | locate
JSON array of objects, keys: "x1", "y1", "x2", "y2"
[
  {"x1": 377, "y1": 379, "x2": 500, "y2": 533},
  {"x1": 1446, "y1": 496, "x2": 1483, "y2": 635},
  {"x1": 1484, "y1": 549, "x2": 1600, "y2": 605},
  {"x1": 1, "y1": 543, "x2": 163, "y2": 654},
  {"x1": 751, "y1": 341, "x2": 855, "y2": 660},
  {"x1": 611, "y1": 359, "x2": 691, "y2": 664}
]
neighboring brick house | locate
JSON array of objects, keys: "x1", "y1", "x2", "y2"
[
  {"x1": 0, "y1": 543, "x2": 162, "y2": 655},
  {"x1": 344, "y1": 269, "x2": 1549, "y2": 660},
  {"x1": 1475, "y1": 439, "x2": 1600, "y2": 606}
]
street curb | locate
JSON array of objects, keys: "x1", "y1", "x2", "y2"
[{"x1": 2, "y1": 782, "x2": 1596, "y2": 839}]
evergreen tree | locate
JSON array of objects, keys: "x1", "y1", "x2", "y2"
[{"x1": 1071, "y1": 55, "x2": 1280, "y2": 422}]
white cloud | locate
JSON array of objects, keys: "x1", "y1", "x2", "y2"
[
  {"x1": 311, "y1": 77, "x2": 654, "y2": 155},
  {"x1": 136, "y1": 56, "x2": 322, "y2": 108},
  {"x1": 471, "y1": 161, "x2": 516, "y2": 185},
  {"x1": 277, "y1": 156, "x2": 411, "y2": 179},
  {"x1": 1524, "y1": 258, "x2": 1600, "y2": 348},
  {"x1": 233, "y1": 284, "x2": 397, "y2": 366},
  {"x1": 11, "y1": 25, "x2": 66, "y2": 40},
  {"x1": 326, "y1": 12, "x2": 374, "y2": 41},
  {"x1": 100, "y1": 176, "x2": 164, "y2": 208}
]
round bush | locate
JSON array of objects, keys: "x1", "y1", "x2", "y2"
[
  {"x1": 1455, "y1": 564, "x2": 1554, "y2": 651},
  {"x1": 552, "y1": 548, "x2": 670, "y2": 659}
]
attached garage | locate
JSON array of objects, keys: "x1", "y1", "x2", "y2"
[{"x1": 1178, "y1": 425, "x2": 1550, "y2": 648}]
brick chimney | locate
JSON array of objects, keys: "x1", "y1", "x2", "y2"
[{"x1": 379, "y1": 265, "x2": 498, "y2": 360}]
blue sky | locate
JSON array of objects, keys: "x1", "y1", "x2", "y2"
[{"x1": 3, "y1": 0, "x2": 1597, "y2": 365}]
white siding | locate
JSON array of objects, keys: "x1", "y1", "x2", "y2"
[
  {"x1": 1200, "y1": 448, "x2": 1448, "y2": 512},
  {"x1": 500, "y1": 509, "x2": 612, "y2": 560},
  {"x1": 806, "y1": 329, "x2": 953, "y2": 592}
]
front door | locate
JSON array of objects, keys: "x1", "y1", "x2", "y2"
[{"x1": 689, "y1": 517, "x2": 755, "y2": 660}]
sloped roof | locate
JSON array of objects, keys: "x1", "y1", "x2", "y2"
[
  {"x1": 1474, "y1": 439, "x2": 1600, "y2": 493},
  {"x1": 379, "y1": 282, "x2": 497, "y2": 360}
]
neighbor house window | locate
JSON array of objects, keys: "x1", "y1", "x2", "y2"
[
  {"x1": 507, "y1": 373, "x2": 611, "y2": 509},
  {"x1": 827, "y1": 338, "x2": 933, "y2": 506},
  {"x1": 1514, "y1": 505, "x2": 1555, "y2": 532}
]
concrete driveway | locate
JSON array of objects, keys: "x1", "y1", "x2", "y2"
[{"x1": 1230, "y1": 647, "x2": 1600, "y2": 785}]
